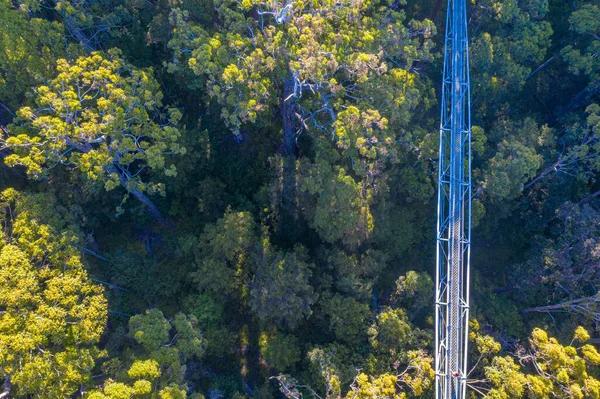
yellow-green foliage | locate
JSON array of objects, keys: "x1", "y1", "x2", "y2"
[
  {"x1": 0, "y1": 0, "x2": 67, "y2": 109},
  {"x1": 168, "y1": 0, "x2": 434, "y2": 248},
  {"x1": 4, "y1": 49, "x2": 184, "y2": 198},
  {"x1": 87, "y1": 309, "x2": 203, "y2": 398},
  {"x1": 476, "y1": 325, "x2": 600, "y2": 399},
  {"x1": 259, "y1": 331, "x2": 301, "y2": 372},
  {"x1": 344, "y1": 350, "x2": 433, "y2": 399},
  {"x1": 368, "y1": 308, "x2": 411, "y2": 357},
  {"x1": 0, "y1": 189, "x2": 108, "y2": 398},
  {"x1": 348, "y1": 373, "x2": 402, "y2": 399}
]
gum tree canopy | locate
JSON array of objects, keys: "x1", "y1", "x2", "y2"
[
  {"x1": 0, "y1": 189, "x2": 108, "y2": 399},
  {"x1": 2, "y1": 50, "x2": 184, "y2": 224},
  {"x1": 171, "y1": 0, "x2": 435, "y2": 142},
  {"x1": 168, "y1": 0, "x2": 435, "y2": 244}
]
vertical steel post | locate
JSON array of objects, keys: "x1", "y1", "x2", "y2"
[{"x1": 435, "y1": 1, "x2": 471, "y2": 399}]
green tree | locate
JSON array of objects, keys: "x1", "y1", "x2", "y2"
[
  {"x1": 170, "y1": 0, "x2": 434, "y2": 143},
  {"x1": 324, "y1": 294, "x2": 370, "y2": 346},
  {"x1": 394, "y1": 271, "x2": 434, "y2": 313},
  {"x1": 193, "y1": 210, "x2": 257, "y2": 300},
  {"x1": 324, "y1": 249, "x2": 386, "y2": 302},
  {"x1": 259, "y1": 331, "x2": 301, "y2": 372},
  {"x1": 471, "y1": 325, "x2": 600, "y2": 399},
  {"x1": 523, "y1": 105, "x2": 600, "y2": 193},
  {"x1": 16, "y1": 0, "x2": 146, "y2": 52},
  {"x1": 561, "y1": 2, "x2": 600, "y2": 104},
  {"x1": 480, "y1": 118, "x2": 547, "y2": 201},
  {"x1": 168, "y1": 0, "x2": 435, "y2": 243},
  {"x1": 274, "y1": 348, "x2": 433, "y2": 399},
  {"x1": 128, "y1": 309, "x2": 204, "y2": 360},
  {"x1": 297, "y1": 150, "x2": 377, "y2": 247},
  {"x1": 512, "y1": 202, "x2": 600, "y2": 324},
  {"x1": 0, "y1": 0, "x2": 67, "y2": 110},
  {"x1": 368, "y1": 309, "x2": 412, "y2": 359},
  {"x1": 250, "y1": 245, "x2": 317, "y2": 329},
  {"x1": 88, "y1": 309, "x2": 204, "y2": 398},
  {"x1": 2, "y1": 50, "x2": 184, "y2": 224},
  {"x1": 0, "y1": 188, "x2": 108, "y2": 398},
  {"x1": 469, "y1": 0, "x2": 553, "y2": 113},
  {"x1": 366, "y1": 307, "x2": 431, "y2": 375}
]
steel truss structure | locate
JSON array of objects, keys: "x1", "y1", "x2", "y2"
[{"x1": 435, "y1": 1, "x2": 472, "y2": 399}]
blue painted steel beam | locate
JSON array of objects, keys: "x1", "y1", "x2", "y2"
[{"x1": 435, "y1": 1, "x2": 472, "y2": 399}]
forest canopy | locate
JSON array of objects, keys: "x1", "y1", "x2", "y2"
[{"x1": 0, "y1": 0, "x2": 600, "y2": 398}]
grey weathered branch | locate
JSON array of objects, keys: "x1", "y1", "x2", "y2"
[
  {"x1": 0, "y1": 376, "x2": 11, "y2": 399},
  {"x1": 566, "y1": 78, "x2": 600, "y2": 112},
  {"x1": 524, "y1": 132, "x2": 598, "y2": 191},
  {"x1": 521, "y1": 294, "x2": 600, "y2": 325},
  {"x1": 64, "y1": 16, "x2": 95, "y2": 52},
  {"x1": 49, "y1": 0, "x2": 96, "y2": 53},
  {"x1": 523, "y1": 160, "x2": 561, "y2": 190},
  {"x1": 90, "y1": 278, "x2": 129, "y2": 292},
  {"x1": 76, "y1": 245, "x2": 108, "y2": 261},
  {"x1": 580, "y1": 189, "x2": 600, "y2": 204},
  {"x1": 107, "y1": 164, "x2": 173, "y2": 227},
  {"x1": 521, "y1": 295, "x2": 595, "y2": 313},
  {"x1": 526, "y1": 54, "x2": 558, "y2": 80},
  {"x1": 0, "y1": 100, "x2": 16, "y2": 118}
]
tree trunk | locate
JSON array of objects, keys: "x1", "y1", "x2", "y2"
[
  {"x1": 281, "y1": 76, "x2": 297, "y2": 158},
  {"x1": 78, "y1": 246, "x2": 108, "y2": 261},
  {"x1": 523, "y1": 161, "x2": 560, "y2": 190},
  {"x1": 279, "y1": 75, "x2": 298, "y2": 242},
  {"x1": 0, "y1": 376, "x2": 11, "y2": 399},
  {"x1": 127, "y1": 187, "x2": 172, "y2": 227},
  {"x1": 521, "y1": 294, "x2": 598, "y2": 314},
  {"x1": 566, "y1": 78, "x2": 600, "y2": 112},
  {"x1": 493, "y1": 285, "x2": 516, "y2": 293},
  {"x1": 431, "y1": 0, "x2": 444, "y2": 20},
  {"x1": 50, "y1": 0, "x2": 96, "y2": 52},
  {"x1": 0, "y1": 100, "x2": 15, "y2": 118},
  {"x1": 108, "y1": 165, "x2": 173, "y2": 227},
  {"x1": 526, "y1": 54, "x2": 557, "y2": 80},
  {"x1": 64, "y1": 16, "x2": 95, "y2": 52},
  {"x1": 580, "y1": 189, "x2": 600, "y2": 204}
]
